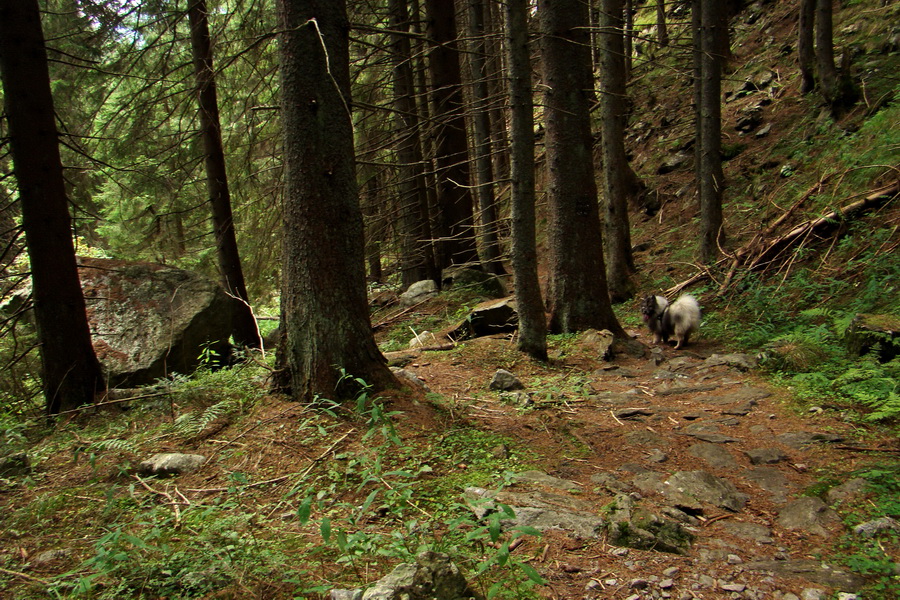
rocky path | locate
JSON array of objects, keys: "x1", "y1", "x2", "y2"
[{"x1": 398, "y1": 335, "x2": 888, "y2": 600}]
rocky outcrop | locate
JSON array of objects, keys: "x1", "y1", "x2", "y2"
[{"x1": 78, "y1": 257, "x2": 233, "y2": 387}]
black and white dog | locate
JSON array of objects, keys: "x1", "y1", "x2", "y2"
[{"x1": 640, "y1": 294, "x2": 701, "y2": 349}]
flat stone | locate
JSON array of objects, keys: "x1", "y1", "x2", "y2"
[
  {"x1": 514, "y1": 470, "x2": 582, "y2": 492},
  {"x1": 745, "y1": 559, "x2": 865, "y2": 591},
  {"x1": 663, "y1": 471, "x2": 749, "y2": 512},
  {"x1": 745, "y1": 467, "x2": 793, "y2": 504},
  {"x1": 745, "y1": 448, "x2": 788, "y2": 465},
  {"x1": 689, "y1": 443, "x2": 738, "y2": 468},
  {"x1": 137, "y1": 453, "x2": 206, "y2": 477},
  {"x1": 777, "y1": 497, "x2": 842, "y2": 536},
  {"x1": 721, "y1": 521, "x2": 774, "y2": 544}
]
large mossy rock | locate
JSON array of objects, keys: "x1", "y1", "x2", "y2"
[
  {"x1": 78, "y1": 257, "x2": 233, "y2": 387},
  {"x1": 845, "y1": 313, "x2": 900, "y2": 362}
]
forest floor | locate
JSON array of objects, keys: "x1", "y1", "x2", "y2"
[{"x1": 3, "y1": 313, "x2": 896, "y2": 600}]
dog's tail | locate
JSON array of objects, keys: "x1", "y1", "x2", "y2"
[{"x1": 670, "y1": 295, "x2": 701, "y2": 344}]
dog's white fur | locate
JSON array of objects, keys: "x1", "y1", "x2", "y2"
[{"x1": 641, "y1": 294, "x2": 701, "y2": 349}]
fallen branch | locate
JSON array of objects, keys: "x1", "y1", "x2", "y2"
[
  {"x1": 134, "y1": 474, "x2": 188, "y2": 527},
  {"x1": 0, "y1": 567, "x2": 52, "y2": 586}
]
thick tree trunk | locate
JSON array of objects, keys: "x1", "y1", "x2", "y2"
[
  {"x1": 0, "y1": 0, "x2": 104, "y2": 416},
  {"x1": 275, "y1": 0, "x2": 394, "y2": 399},
  {"x1": 798, "y1": 0, "x2": 816, "y2": 94},
  {"x1": 698, "y1": 0, "x2": 725, "y2": 263},
  {"x1": 505, "y1": 0, "x2": 547, "y2": 360},
  {"x1": 599, "y1": 0, "x2": 636, "y2": 303},
  {"x1": 424, "y1": 0, "x2": 480, "y2": 271},
  {"x1": 815, "y1": 0, "x2": 838, "y2": 107},
  {"x1": 538, "y1": 0, "x2": 625, "y2": 336},
  {"x1": 467, "y1": 0, "x2": 505, "y2": 275},
  {"x1": 188, "y1": 0, "x2": 261, "y2": 348},
  {"x1": 656, "y1": 0, "x2": 668, "y2": 47},
  {"x1": 389, "y1": 0, "x2": 438, "y2": 287}
]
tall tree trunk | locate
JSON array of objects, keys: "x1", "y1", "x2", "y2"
[
  {"x1": 484, "y1": 0, "x2": 511, "y2": 185},
  {"x1": 599, "y1": 0, "x2": 636, "y2": 303},
  {"x1": 424, "y1": 0, "x2": 480, "y2": 271},
  {"x1": 815, "y1": 0, "x2": 839, "y2": 108},
  {"x1": 389, "y1": 0, "x2": 438, "y2": 287},
  {"x1": 623, "y1": 0, "x2": 633, "y2": 81},
  {"x1": 656, "y1": 0, "x2": 668, "y2": 47},
  {"x1": 467, "y1": 0, "x2": 505, "y2": 275},
  {"x1": 698, "y1": 0, "x2": 725, "y2": 263},
  {"x1": 538, "y1": 0, "x2": 625, "y2": 336},
  {"x1": 275, "y1": 0, "x2": 394, "y2": 399},
  {"x1": 361, "y1": 174, "x2": 383, "y2": 283},
  {"x1": 188, "y1": 0, "x2": 261, "y2": 348},
  {"x1": 798, "y1": 0, "x2": 816, "y2": 94},
  {"x1": 505, "y1": 0, "x2": 547, "y2": 360},
  {"x1": 0, "y1": 0, "x2": 104, "y2": 416},
  {"x1": 691, "y1": 0, "x2": 701, "y2": 181}
]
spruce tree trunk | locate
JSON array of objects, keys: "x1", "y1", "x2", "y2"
[
  {"x1": 467, "y1": 0, "x2": 505, "y2": 275},
  {"x1": 389, "y1": 0, "x2": 437, "y2": 287},
  {"x1": 506, "y1": 0, "x2": 547, "y2": 360},
  {"x1": 538, "y1": 0, "x2": 625, "y2": 336},
  {"x1": 599, "y1": 0, "x2": 636, "y2": 303},
  {"x1": 275, "y1": 0, "x2": 394, "y2": 399},
  {"x1": 798, "y1": 0, "x2": 816, "y2": 94},
  {"x1": 656, "y1": 0, "x2": 668, "y2": 47},
  {"x1": 188, "y1": 0, "x2": 261, "y2": 348},
  {"x1": 815, "y1": 0, "x2": 839, "y2": 108},
  {"x1": 424, "y1": 0, "x2": 480, "y2": 271},
  {"x1": 484, "y1": 0, "x2": 511, "y2": 186},
  {"x1": 698, "y1": 0, "x2": 725, "y2": 263},
  {"x1": 0, "y1": 0, "x2": 104, "y2": 416}
]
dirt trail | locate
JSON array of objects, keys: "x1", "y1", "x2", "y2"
[{"x1": 399, "y1": 332, "x2": 881, "y2": 599}]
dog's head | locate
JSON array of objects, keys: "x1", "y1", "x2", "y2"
[{"x1": 640, "y1": 295, "x2": 660, "y2": 323}]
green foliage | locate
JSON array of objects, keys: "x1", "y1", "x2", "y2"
[{"x1": 832, "y1": 463, "x2": 900, "y2": 600}]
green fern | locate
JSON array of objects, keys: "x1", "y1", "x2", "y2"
[
  {"x1": 833, "y1": 360, "x2": 900, "y2": 421},
  {"x1": 170, "y1": 397, "x2": 244, "y2": 438}
]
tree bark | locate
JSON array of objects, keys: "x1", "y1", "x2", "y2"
[
  {"x1": 467, "y1": 0, "x2": 505, "y2": 275},
  {"x1": 188, "y1": 0, "x2": 261, "y2": 348},
  {"x1": 538, "y1": 0, "x2": 625, "y2": 336},
  {"x1": 798, "y1": 0, "x2": 816, "y2": 94},
  {"x1": 275, "y1": 0, "x2": 394, "y2": 399},
  {"x1": 389, "y1": 0, "x2": 438, "y2": 287},
  {"x1": 424, "y1": 0, "x2": 480, "y2": 271},
  {"x1": 656, "y1": 0, "x2": 668, "y2": 47},
  {"x1": 815, "y1": 0, "x2": 838, "y2": 107},
  {"x1": 505, "y1": 0, "x2": 547, "y2": 360},
  {"x1": 623, "y1": 0, "x2": 634, "y2": 81},
  {"x1": 484, "y1": 0, "x2": 511, "y2": 185},
  {"x1": 0, "y1": 0, "x2": 104, "y2": 416},
  {"x1": 599, "y1": 0, "x2": 636, "y2": 303},
  {"x1": 698, "y1": 0, "x2": 725, "y2": 263}
]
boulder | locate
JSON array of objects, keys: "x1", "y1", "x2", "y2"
[
  {"x1": 358, "y1": 551, "x2": 479, "y2": 600},
  {"x1": 78, "y1": 257, "x2": 233, "y2": 387},
  {"x1": 399, "y1": 280, "x2": 438, "y2": 307},
  {"x1": 450, "y1": 298, "x2": 518, "y2": 340},
  {"x1": 138, "y1": 453, "x2": 206, "y2": 476}
]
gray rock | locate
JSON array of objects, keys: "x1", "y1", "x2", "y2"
[
  {"x1": 776, "y1": 432, "x2": 845, "y2": 449},
  {"x1": 31, "y1": 549, "x2": 72, "y2": 565},
  {"x1": 579, "y1": 329, "x2": 615, "y2": 361},
  {"x1": 390, "y1": 367, "x2": 430, "y2": 391},
  {"x1": 800, "y1": 589, "x2": 827, "y2": 600},
  {"x1": 0, "y1": 452, "x2": 31, "y2": 476},
  {"x1": 663, "y1": 471, "x2": 749, "y2": 512},
  {"x1": 591, "y1": 472, "x2": 633, "y2": 493},
  {"x1": 78, "y1": 257, "x2": 233, "y2": 387},
  {"x1": 721, "y1": 521, "x2": 773, "y2": 544},
  {"x1": 777, "y1": 497, "x2": 842, "y2": 536},
  {"x1": 451, "y1": 298, "x2": 518, "y2": 340},
  {"x1": 657, "y1": 152, "x2": 691, "y2": 174},
  {"x1": 705, "y1": 387, "x2": 771, "y2": 404},
  {"x1": 745, "y1": 467, "x2": 793, "y2": 504},
  {"x1": 514, "y1": 470, "x2": 581, "y2": 492},
  {"x1": 506, "y1": 506, "x2": 605, "y2": 539},
  {"x1": 331, "y1": 590, "x2": 363, "y2": 600},
  {"x1": 138, "y1": 453, "x2": 206, "y2": 476},
  {"x1": 688, "y1": 443, "x2": 738, "y2": 468},
  {"x1": 853, "y1": 516, "x2": 900, "y2": 538},
  {"x1": 489, "y1": 369, "x2": 523, "y2": 391},
  {"x1": 826, "y1": 477, "x2": 868, "y2": 505},
  {"x1": 745, "y1": 448, "x2": 788, "y2": 465},
  {"x1": 399, "y1": 280, "x2": 438, "y2": 307},
  {"x1": 615, "y1": 407, "x2": 655, "y2": 419},
  {"x1": 361, "y1": 551, "x2": 476, "y2": 600},
  {"x1": 745, "y1": 559, "x2": 865, "y2": 591},
  {"x1": 407, "y1": 330, "x2": 441, "y2": 349},
  {"x1": 607, "y1": 494, "x2": 693, "y2": 554},
  {"x1": 702, "y1": 354, "x2": 759, "y2": 371},
  {"x1": 723, "y1": 401, "x2": 756, "y2": 416}
]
